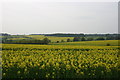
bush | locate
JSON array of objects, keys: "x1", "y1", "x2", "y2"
[
  {"x1": 56, "y1": 41, "x2": 59, "y2": 43},
  {"x1": 81, "y1": 37, "x2": 86, "y2": 41},
  {"x1": 61, "y1": 40, "x2": 64, "y2": 42},
  {"x1": 96, "y1": 37, "x2": 105, "y2": 40},
  {"x1": 106, "y1": 43, "x2": 110, "y2": 46},
  {"x1": 3, "y1": 38, "x2": 51, "y2": 44},
  {"x1": 87, "y1": 37, "x2": 94, "y2": 41},
  {"x1": 42, "y1": 38, "x2": 51, "y2": 44},
  {"x1": 73, "y1": 37, "x2": 80, "y2": 41},
  {"x1": 67, "y1": 39, "x2": 71, "y2": 42}
]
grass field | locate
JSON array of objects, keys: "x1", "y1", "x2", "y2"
[
  {"x1": 5, "y1": 35, "x2": 74, "y2": 43},
  {"x1": 1, "y1": 40, "x2": 120, "y2": 79},
  {"x1": 27, "y1": 35, "x2": 74, "y2": 42},
  {"x1": 51, "y1": 40, "x2": 119, "y2": 46},
  {"x1": 6, "y1": 35, "x2": 102, "y2": 43}
]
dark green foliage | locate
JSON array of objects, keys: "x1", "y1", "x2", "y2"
[
  {"x1": 61, "y1": 40, "x2": 64, "y2": 42},
  {"x1": 73, "y1": 37, "x2": 80, "y2": 41},
  {"x1": 106, "y1": 37, "x2": 114, "y2": 40},
  {"x1": 0, "y1": 33, "x2": 10, "y2": 36},
  {"x1": 106, "y1": 34, "x2": 120, "y2": 40},
  {"x1": 49, "y1": 40, "x2": 51, "y2": 43},
  {"x1": 42, "y1": 38, "x2": 50, "y2": 44},
  {"x1": 3, "y1": 38, "x2": 51, "y2": 44},
  {"x1": 81, "y1": 37, "x2": 86, "y2": 41},
  {"x1": 67, "y1": 39, "x2": 71, "y2": 42},
  {"x1": 106, "y1": 43, "x2": 110, "y2": 46},
  {"x1": 56, "y1": 41, "x2": 59, "y2": 43},
  {"x1": 87, "y1": 37, "x2": 94, "y2": 41},
  {"x1": 44, "y1": 33, "x2": 84, "y2": 37},
  {"x1": 96, "y1": 37, "x2": 105, "y2": 40}
]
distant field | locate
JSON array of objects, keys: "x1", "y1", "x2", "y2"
[
  {"x1": 5, "y1": 35, "x2": 107, "y2": 43},
  {"x1": 2, "y1": 35, "x2": 74, "y2": 42},
  {"x1": 8, "y1": 38, "x2": 27, "y2": 40},
  {"x1": 27, "y1": 35, "x2": 74, "y2": 42},
  {"x1": 51, "y1": 40, "x2": 119, "y2": 46}
]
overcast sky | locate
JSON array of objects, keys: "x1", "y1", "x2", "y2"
[{"x1": 1, "y1": 0, "x2": 119, "y2": 35}]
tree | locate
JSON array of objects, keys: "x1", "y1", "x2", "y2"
[
  {"x1": 1, "y1": 33, "x2": 10, "y2": 36},
  {"x1": 61, "y1": 40, "x2": 64, "y2": 42},
  {"x1": 56, "y1": 41, "x2": 59, "y2": 43},
  {"x1": 73, "y1": 37, "x2": 80, "y2": 41},
  {"x1": 106, "y1": 36, "x2": 114, "y2": 40},
  {"x1": 106, "y1": 43, "x2": 110, "y2": 46},
  {"x1": 113, "y1": 35, "x2": 120, "y2": 40},
  {"x1": 87, "y1": 37, "x2": 93, "y2": 41},
  {"x1": 42, "y1": 38, "x2": 50, "y2": 44},
  {"x1": 96, "y1": 37, "x2": 105, "y2": 40},
  {"x1": 2, "y1": 37, "x2": 8, "y2": 43},
  {"x1": 81, "y1": 37, "x2": 86, "y2": 41},
  {"x1": 49, "y1": 40, "x2": 51, "y2": 43},
  {"x1": 67, "y1": 39, "x2": 71, "y2": 42}
]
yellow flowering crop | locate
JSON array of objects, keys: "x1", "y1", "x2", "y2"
[{"x1": 2, "y1": 44, "x2": 120, "y2": 78}]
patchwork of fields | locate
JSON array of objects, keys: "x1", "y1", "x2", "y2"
[
  {"x1": 1, "y1": 40, "x2": 120, "y2": 79},
  {"x1": 9, "y1": 35, "x2": 74, "y2": 42},
  {"x1": 5, "y1": 35, "x2": 107, "y2": 43},
  {"x1": 51, "y1": 40, "x2": 119, "y2": 46}
]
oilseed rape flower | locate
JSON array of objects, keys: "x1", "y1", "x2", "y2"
[{"x1": 2, "y1": 44, "x2": 120, "y2": 78}]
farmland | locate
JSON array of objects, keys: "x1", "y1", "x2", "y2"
[
  {"x1": 1, "y1": 1, "x2": 120, "y2": 79},
  {"x1": 2, "y1": 35, "x2": 74, "y2": 43},
  {"x1": 51, "y1": 40, "x2": 119, "y2": 46},
  {"x1": 27, "y1": 35, "x2": 74, "y2": 42},
  {"x1": 1, "y1": 40, "x2": 120, "y2": 79}
]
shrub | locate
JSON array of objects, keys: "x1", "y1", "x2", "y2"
[
  {"x1": 56, "y1": 41, "x2": 59, "y2": 43},
  {"x1": 96, "y1": 37, "x2": 105, "y2": 40},
  {"x1": 73, "y1": 37, "x2": 80, "y2": 41},
  {"x1": 61, "y1": 40, "x2": 64, "y2": 42},
  {"x1": 87, "y1": 37, "x2": 94, "y2": 41},
  {"x1": 81, "y1": 37, "x2": 86, "y2": 41},
  {"x1": 67, "y1": 39, "x2": 71, "y2": 42},
  {"x1": 106, "y1": 43, "x2": 110, "y2": 46}
]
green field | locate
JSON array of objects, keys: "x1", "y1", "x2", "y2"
[
  {"x1": 4, "y1": 34, "x2": 119, "y2": 46},
  {"x1": 51, "y1": 40, "x2": 119, "y2": 46},
  {"x1": 4, "y1": 35, "x2": 102, "y2": 43},
  {"x1": 3, "y1": 35, "x2": 74, "y2": 43},
  {"x1": 27, "y1": 35, "x2": 74, "y2": 42},
  {"x1": 1, "y1": 40, "x2": 120, "y2": 79}
]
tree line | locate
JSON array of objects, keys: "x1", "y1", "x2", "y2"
[
  {"x1": 2, "y1": 38, "x2": 51, "y2": 44},
  {"x1": 56, "y1": 36, "x2": 120, "y2": 43},
  {"x1": 1, "y1": 33, "x2": 120, "y2": 44}
]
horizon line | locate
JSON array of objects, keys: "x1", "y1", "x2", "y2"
[{"x1": 1, "y1": 32, "x2": 119, "y2": 35}]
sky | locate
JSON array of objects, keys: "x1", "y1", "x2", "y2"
[{"x1": 1, "y1": 0, "x2": 119, "y2": 35}]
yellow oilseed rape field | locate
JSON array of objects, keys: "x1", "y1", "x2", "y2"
[{"x1": 1, "y1": 44, "x2": 120, "y2": 79}]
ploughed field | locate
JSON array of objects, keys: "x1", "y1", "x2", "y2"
[{"x1": 1, "y1": 41, "x2": 120, "y2": 79}]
